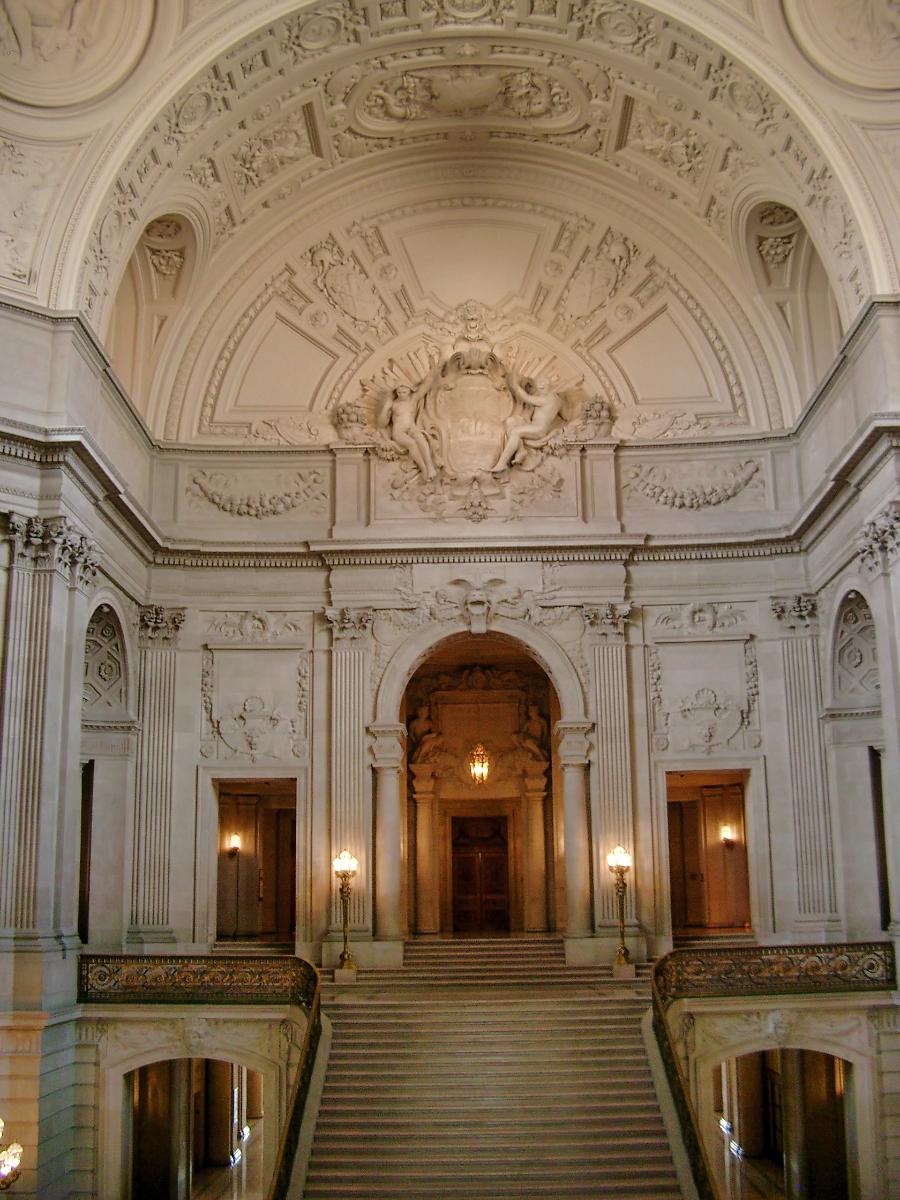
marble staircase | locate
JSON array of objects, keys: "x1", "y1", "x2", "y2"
[{"x1": 302, "y1": 938, "x2": 681, "y2": 1198}]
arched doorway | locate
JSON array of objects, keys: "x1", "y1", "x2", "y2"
[{"x1": 403, "y1": 633, "x2": 561, "y2": 936}]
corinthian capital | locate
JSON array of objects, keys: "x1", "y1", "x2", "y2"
[
  {"x1": 859, "y1": 501, "x2": 900, "y2": 577},
  {"x1": 325, "y1": 607, "x2": 374, "y2": 641},
  {"x1": 7, "y1": 512, "x2": 98, "y2": 586},
  {"x1": 138, "y1": 605, "x2": 186, "y2": 647}
]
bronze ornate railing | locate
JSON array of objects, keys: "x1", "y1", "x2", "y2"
[
  {"x1": 78, "y1": 952, "x2": 319, "y2": 1007},
  {"x1": 79, "y1": 953, "x2": 322, "y2": 1198},
  {"x1": 651, "y1": 941, "x2": 896, "y2": 1200}
]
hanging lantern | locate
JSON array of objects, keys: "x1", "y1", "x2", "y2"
[{"x1": 469, "y1": 744, "x2": 490, "y2": 785}]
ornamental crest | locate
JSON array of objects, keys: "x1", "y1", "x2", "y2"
[{"x1": 332, "y1": 300, "x2": 614, "y2": 521}]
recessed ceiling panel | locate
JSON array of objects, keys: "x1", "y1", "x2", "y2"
[
  {"x1": 609, "y1": 308, "x2": 713, "y2": 404},
  {"x1": 398, "y1": 217, "x2": 542, "y2": 309},
  {"x1": 233, "y1": 313, "x2": 335, "y2": 413}
]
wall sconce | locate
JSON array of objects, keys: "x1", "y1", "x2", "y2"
[
  {"x1": 332, "y1": 850, "x2": 359, "y2": 970},
  {"x1": 606, "y1": 845, "x2": 633, "y2": 967},
  {"x1": 0, "y1": 1117, "x2": 22, "y2": 1190},
  {"x1": 469, "y1": 744, "x2": 489, "y2": 785},
  {"x1": 228, "y1": 833, "x2": 241, "y2": 857},
  {"x1": 720, "y1": 825, "x2": 735, "y2": 847}
]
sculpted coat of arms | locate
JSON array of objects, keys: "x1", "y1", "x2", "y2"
[{"x1": 332, "y1": 301, "x2": 614, "y2": 521}]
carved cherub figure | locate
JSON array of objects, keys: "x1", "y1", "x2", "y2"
[
  {"x1": 375, "y1": 383, "x2": 437, "y2": 480},
  {"x1": 4, "y1": 0, "x2": 89, "y2": 66},
  {"x1": 491, "y1": 373, "x2": 563, "y2": 473}
]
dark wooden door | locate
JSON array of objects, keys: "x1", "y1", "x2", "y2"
[
  {"x1": 451, "y1": 816, "x2": 510, "y2": 933},
  {"x1": 668, "y1": 799, "x2": 708, "y2": 930}
]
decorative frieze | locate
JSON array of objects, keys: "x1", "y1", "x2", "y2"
[
  {"x1": 188, "y1": 469, "x2": 328, "y2": 519},
  {"x1": 204, "y1": 610, "x2": 309, "y2": 645},
  {"x1": 653, "y1": 601, "x2": 747, "y2": 634},
  {"x1": 647, "y1": 638, "x2": 759, "y2": 754},
  {"x1": 624, "y1": 460, "x2": 764, "y2": 510},
  {"x1": 200, "y1": 648, "x2": 309, "y2": 761}
]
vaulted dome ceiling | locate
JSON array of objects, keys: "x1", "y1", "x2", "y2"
[{"x1": 1, "y1": 1, "x2": 897, "y2": 448}]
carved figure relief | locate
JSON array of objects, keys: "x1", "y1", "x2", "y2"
[
  {"x1": 333, "y1": 304, "x2": 613, "y2": 521},
  {"x1": 0, "y1": 0, "x2": 153, "y2": 106},
  {"x1": 358, "y1": 64, "x2": 577, "y2": 128}
]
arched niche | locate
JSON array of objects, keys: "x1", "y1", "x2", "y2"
[
  {"x1": 106, "y1": 213, "x2": 197, "y2": 417},
  {"x1": 831, "y1": 590, "x2": 880, "y2": 710},
  {"x1": 80, "y1": 600, "x2": 135, "y2": 948},
  {"x1": 742, "y1": 200, "x2": 842, "y2": 407}
]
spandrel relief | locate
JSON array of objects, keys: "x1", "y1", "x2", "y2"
[{"x1": 332, "y1": 300, "x2": 614, "y2": 522}]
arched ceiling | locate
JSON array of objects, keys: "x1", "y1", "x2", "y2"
[{"x1": 0, "y1": 0, "x2": 897, "y2": 447}]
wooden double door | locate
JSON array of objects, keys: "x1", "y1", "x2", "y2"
[{"x1": 451, "y1": 816, "x2": 510, "y2": 933}]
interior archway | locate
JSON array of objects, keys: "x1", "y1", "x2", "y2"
[{"x1": 402, "y1": 632, "x2": 562, "y2": 936}]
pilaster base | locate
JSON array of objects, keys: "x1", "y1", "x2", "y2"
[
  {"x1": 126, "y1": 926, "x2": 177, "y2": 950},
  {"x1": 565, "y1": 931, "x2": 645, "y2": 966},
  {"x1": 321, "y1": 937, "x2": 404, "y2": 969}
]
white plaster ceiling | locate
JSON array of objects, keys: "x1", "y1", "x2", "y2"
[{"x1": 0, "y1": 0, "x2": 897, "y2": 448}]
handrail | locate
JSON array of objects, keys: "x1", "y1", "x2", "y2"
[
  {"x1": 79, "y1": 953, "x2": 323, "y2": 1198},
  {"x1": 79, "y1": 952, "x2": 319, "y2": 1007},
  {"x1": 651, "y1": 969, "x2": 722, "y2": 1200},
  {"x1": 650, "y1": 941, "x2": 896, "y2": 1200}
]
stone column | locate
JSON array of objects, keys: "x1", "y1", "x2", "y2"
[
  {"x1": 587, "y1": 605, "x2": 638, "y2": 942},
  {"x1": 523, "y1": 763, "x2": 549, "y2": 932},
  {"x1": 556, "y1": 720, "x2": 594, "y2": 946},
  {"x1": 326, "y1": 609, "x2": 373, "y2": 943},
  {"x1": 411, "y1": 764, "x2": 439, "y2": 934},
  {"x1": 369, "y1": 722, "x2": 406, "y2": 943},
  {"x1": 128, "y1": 605, "x2": 184, "y2": 946},
  {"x1": 0, "y1": 515, "x2": 97, "y2": 954},
  {"x1": 770, "y1": 596, "x2": 841, "y2": 939}
]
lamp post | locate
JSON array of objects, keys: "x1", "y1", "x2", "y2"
[
  {"x1": 606, "y1": 845, "x2": 633, "y2": 967},
  {"x1": 0, "y1": 1118, "x2": 22, "y2": 1190},
  {"x1": 332, "y1": 849, "x2": 359, "y2": 970}
]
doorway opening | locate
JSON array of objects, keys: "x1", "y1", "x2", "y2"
[
  {"x1": 129, "y1": 1057, "x2": 263, "y2": 1198},
  {"x1": 404, "y1": 632, "x2": 561, "y2": 936},
  {"x1": 216, "y1": 779, "x2": 296, "y2": 944},
  {"x1": 712, "y1": 1048, "x2": 851, "y2": 1200},
  {"x1": 451, "y1": 815, "x2": 510, "y2": 933},
  {"x1": 666, "y1": 770, "x2": 751, "y2": 940}
]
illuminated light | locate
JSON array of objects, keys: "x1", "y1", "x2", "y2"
[
  {"x1": 469, "y1": 744, "x2": 490, "y2": 785},
  {"x1": 606, "y1": 845, "x2": 633, "y2": 872},
  {"x1": 0, "y1": 1117, "x2": 23, "y2": 1189},
  {"x1": 332, "y1": 849, "x2": 359, "y2": 877},
  {"x1": 721, "y1": 825, "x2": 735, "y2": 846},
  {"x1": 228, "y1": 833, "x2": 241, "y2": 854}
]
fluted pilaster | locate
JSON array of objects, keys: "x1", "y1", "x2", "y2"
[
  {"x1": 592, "y1": 633, "x2": 636, "y2": 927},
  {"x1": 327, "y1": 609, "x2": 373, "y2": 933},
  {"x1": 772, "y1": 597, "x2": 840, "y2": 935},
  {"x1": 0, "y1": 514, "x2": 97, "y2": 934},
  {"x1": 128, "y1": 605, "x2": 184, "y2": 942}
]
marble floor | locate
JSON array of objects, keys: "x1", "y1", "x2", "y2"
[{"x1": 191, "y1": 1122, "x2": 264, "y2": 1200}]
